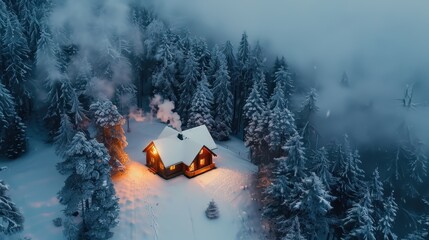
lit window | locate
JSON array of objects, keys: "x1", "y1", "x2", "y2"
[
  {"x1": 170, "y1": 165, "x2": 176, "y2": 170},
  {"x1": 189, "y1": 163, "x2": 195, "y2": 171},
  {"x1": 159, "y1": 162, "x2": 164, "y2": 170},
  {"x1": 200, "y1": 158, "x2": 205, "y2": 166},
  {"x1": 150, "y1": 157, "x2": 155, "y2": 164},
  {"x1": 200, "y1": 149, "x2": 204, "y2": 155},
  {"x1": 151, "y1": 146, "x2": 157, "y2": 155}
]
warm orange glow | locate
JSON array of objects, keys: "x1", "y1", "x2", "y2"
[
  {"x1": 159, "y1": 162, "x2": 164, "y2": 170},
  {"x1": 200, "y1": 149, "x2": 204, "y2": 155},
  {"x1": 200, "y1": 158, "x2": 205, "y2": 166},
  {"x1": 170, "y1": 165, "x2": 176, "y2": 170},
  {"x1": 150, "y1": 157, "x2": 155, "y2": 164},
  {"x1": 189, "y1": 163, "x2": 195, "y2": 171},
  {"x1": 151, "y1": 146, "x2": 158, "y2": 155}
]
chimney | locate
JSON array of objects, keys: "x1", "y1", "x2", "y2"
[{"x1": 177, "y1": 133, "x2": 184, "y2": 140}]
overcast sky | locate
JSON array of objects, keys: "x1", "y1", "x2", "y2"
[{"x1": 151, "y1": 0, "x2": 429, "y2": 145}]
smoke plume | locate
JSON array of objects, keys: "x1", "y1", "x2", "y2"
[{"x1": 150, "y1": 94, "x2": 182, "y2": 131}]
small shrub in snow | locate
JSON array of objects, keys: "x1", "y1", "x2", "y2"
[
  {"x1": 205, "y1": 200, "x2": 219, "y2": 219},
  {"x1": 53, "y1": 217, "x2": 62, "y2": 227}
]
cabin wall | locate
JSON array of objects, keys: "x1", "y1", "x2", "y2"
[{"x1": 146, "y1": 152, "x2": 161, "y2": 172}]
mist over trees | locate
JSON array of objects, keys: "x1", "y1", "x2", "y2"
[{"x1": 0, "y1": 0, "x2": 428, "y2": 239}]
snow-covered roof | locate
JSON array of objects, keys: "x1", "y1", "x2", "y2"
[
  {"x1": 182, "y1": 125, "x2": 217, "y2": 150},
  {"x1": 146, "y1": 125, "x2": 217, "y2": 167}
]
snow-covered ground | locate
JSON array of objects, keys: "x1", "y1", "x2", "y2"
[{"x1": 1, "y1": 119, "x2": 262, "y2": 240}]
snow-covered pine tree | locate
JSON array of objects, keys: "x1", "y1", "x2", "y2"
[
  {"x1": 243, "y1": 80, "x2": 266, "y2": 160},
  {"x1": 311, "y1": 147, "x2": 336, "y2": 191},
  {"x1": 44, "y1": 76, "x2": 78, "y2": 141},
  {"x1": 0, "y1": 82, "x2": 16, "y2": 151},
  {"x1": 343, "y1": 189, "x2": 376, "y2": 240},
  {"x1": 143, "y1": 19, "x2": 166, "y2": 59},
  {"x1": 0, "y1": 177, "x2": 24, "y2": 235},
  {"x1": 57, "y1": 132, "x2": 119, "y2": 240},
  {"x1": 187, "y1": 72, "x2": 214, "y2": 131},
  {"x1": 379, "y1": 191, "x2": 398, "y2": 240},
  {"x1": 1, "y1": 12, "x2": 32, "y2": 117},
  {"x1": 205, "y1": 200, "x2": 219, "y2": 219},
  {"x1": 54, "y1": 114, "x2": 76, "y2": 157},
  {"x1": 282, "y1": 133, "x2": 307, "y2": 182},
  {"x1": 297, "y1": 88, "x2": 319, "y2": 150},
  {"x1": 178, "y1": 49, "x2": 199, "y2": 126},
  {"x1": 222, "y1": 40, "x2": 240, "y2": 132},
  {"x1": 15, "y1": 0, "x2": 40, "y2": 60},
  {"x1": 152, "y1": 33, "x2": 177, "y2": 102},
  {"x1": 292, "y1": 173, "x2": 334, "y2": 239},
  {"x1": 207, "y1": 45, "x2": 221, "y2": 84},
  {"x1": 36, "y1": 19, "x2": 60, "y2": 78},
  {"x1": 212, "y1": 52, "x2": 233, "y2": 140},
  {"x1": 283, "y1": 217, "x2": 306, "y2": 240},
  {"x1": 332, "y1": 135, "x2": 366, "y2": 206},
  {"x1": 267, "y1": 80, "x2": 297, "y2": 156},
  {"x1": 3, "y1": 115, "x2": 27, "y2": 159},
  {"x1": 193, "y1": 37, "x2": 211, "y2": 72},
  {"x1": 273, "y1": 66, "x2": 293, "y2": 103},
  {"x1": 90, "y1": 100, "x2": 128, "y2": 173},
  {"x1": 83, "y1": 164, "x2": 120, "y2": 240},
  {"x1": 0, "y1": 81, "x2": 27, "y2": 159},
  {"x1": 370, "y1": 168, "x2": 385, "y2": 230},
  {"x1": 408, "y1": 138, "x2": 428, "y2": 184}
]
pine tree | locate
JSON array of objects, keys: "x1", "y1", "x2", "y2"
[
  {"x1": 297, "y1": 88, "x2": 319, "y2": 150},
  {"x1": 267, "y1": 80, "x2": 297, "y2": 155},
  {"x1": 83, "y1": 173, "x2": 120, "y2": 240},
  {"x1": 1, "y1": 12, "x2": 32, "y2": 117},
  {"x1": 343, "y1": 189, "x2": 376, "y2": 240},
  {"x1": 235, "y1": 32, "x2": 252, "y2": 132},
  {"x1": 205, "y1": 200, "x2": 219, "y2": 219},
  {"x1": 0, "y1": 82, "x2": 16, "y2": 150},
  {"x1": 222, "y1": 40, "x2": 241, "y2": 133},
  {"x1": 379, "y1": 191, "x2": 398, "y2": 240},
  {"x1": 292, "y1": 173, "x2": 334, "y2": 239},
  {"x1": 274, "y1": 66, "x2": 293, "y2": 103},
  {"x1": 3, "y1": 115, "x2": 27, "y2": 159},
  {"x1": 193, "y1": 37, "x2": 211, "y2": 71},
  {"x1": 370, "y1": 168, "x2": 384, "y2": 227},
  {"x1": 332, "y1": 135, "x2": 366, "y2": 203},
  {"x1": 283, "y1": 133, "x2": 307, "y2": 181},
  {"x1": 212, "y1": 52, "x2": 233, "y2": 140},
  {"x1": 188, "y1": 72, "x2": 214, "y2": 131},
  {"x1": 311, "y1": 147, "x2": 336, "y2": 191},
  {"x1": 207, "y1": 45, "x2": 221, "y2": 84},
  {"x1": 284, "y1": 217, "x2": 306, "y2": 240},
  {"x1": 243, "y1": 81, "x2": 266, "y2": 158},
  {"x1": 36, "y1": 20, "x2": 60, "y2": 79},
  {"x1": 408, "y1": 139, "x2": 428, "y2": 184},
  {"x1": 90, "y1": 100, "x2": 128, "y2": 173},
  {"x1": 54, "y1": 114, "x2": 76, "y2": 157},
  {"x1": 0, "y1": 177, "x2": 24, "y2": 235},
  {"x1": 44, "y1": 77, "x2": 77, "y2": 141},
  {"x1": 178, "y1": 49, "x2": 199, "y2": 126},
  {"x1": 297, "y1": 88, "x2": 319, "y2": 127},
  {"x1": 152, "y1": 33, "x2": 177, "y2": 102},
  {"x1": 57, "y1": 132, "x2": 119, "y2": 240}
]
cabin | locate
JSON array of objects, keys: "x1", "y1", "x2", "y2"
[{"x1": 143, "y1": 125, "x2": 217, "y2": 179}]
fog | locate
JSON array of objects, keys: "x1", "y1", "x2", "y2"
[{"x1": 151, "y1": 0, "x2": 429, "y2": 145}]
